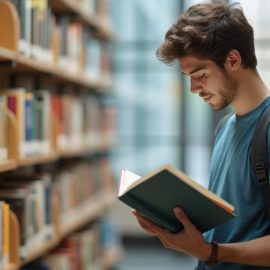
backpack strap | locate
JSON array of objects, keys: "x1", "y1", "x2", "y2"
[{"x1": 250, "y1": 105, "x2": 270, "y2": 217}]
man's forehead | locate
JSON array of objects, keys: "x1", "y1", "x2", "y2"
[{"x1": 178, "y1": 56, "x2": 209, "y2": 75}]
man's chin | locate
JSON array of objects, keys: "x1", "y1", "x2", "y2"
[{"x1": 209, "y1": 102, "x2": 228, "y2": 111}]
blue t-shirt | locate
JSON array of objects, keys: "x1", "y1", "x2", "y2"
[{"x1": 195, "y1": 97, "x2": 270, "y2": 270}]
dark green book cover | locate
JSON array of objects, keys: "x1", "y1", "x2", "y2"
[{"x1": 118, "y1": 164, "x2": 235, "y2": 233}]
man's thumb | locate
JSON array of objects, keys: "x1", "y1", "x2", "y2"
[{"x1": 173, "y1": 207, "x2": 192, "y2": 228}]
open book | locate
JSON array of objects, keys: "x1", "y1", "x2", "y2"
[{"x1": 118, "y1": 164, "x2": 235, "y2": 233}]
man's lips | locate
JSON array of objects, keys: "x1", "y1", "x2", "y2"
[
  {"x1": 203, "y1": 94, "x2": 212, "y2": 102},
  {"x1": 199, "y1": 93, "x2": 213, "y2": 102}
]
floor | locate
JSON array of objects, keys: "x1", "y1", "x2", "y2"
[{"x1": 114, "y1": 237, "x2": 197, "y2": 270}]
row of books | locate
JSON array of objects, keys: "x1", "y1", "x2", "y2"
[
  {"x1": 57, "y1": 159, "x2": 114, "y2": 226},
  {"x1": 9, "y1": 0, "x2": 112, "y2": 78},
  {"x1": 0, "y1": 157, "x2": 115, "y2": 264},
  {"x1": 0, "y1": 87, "x2": 116, "y2": 162},
  {"x1": 21, "y1": 218, "x2": 121, "y2": 270}
]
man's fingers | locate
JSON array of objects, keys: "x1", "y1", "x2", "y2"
[
  {"x1": 173, "y1": 207, "x2": 198, "y2": 233},
  {"x1": 132, "y1": 211, "x2": 167, "y2": 236},
  {"x1": 132, "y1": 211, "x2": 157, "y2": 234}
]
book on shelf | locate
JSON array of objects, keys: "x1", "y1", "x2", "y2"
[
  {"x1": 0, "y1": 201, "x2": 10, "y2": 268},
  {"x1": 0, "y1": 172, "x2": 57, "y2": 259},
  {"x1": 5, "y1": 87, "x2": 52, "y2": 158},
  {"x1": 0, "y1": 185, "x2": 39, "y2": 258},
  {"x1": 23, "y1": 226, "x2": 102, "y2": 270},
  {"x1": 0, "y1": 94, "x2": 8, "y2": 162},
  {"x1": 0, "y1": 201, "x2": 11, "y2": 268},
  {"x1": 6, "y1": 87, "x2": 26, "y2": 158},
  {"x1": 34, "y1": 90, "x2": 52, "y2": 153},
  {"x1": 118, "y1": 164, "x2": 235, "y2": 233},
  {"x1": 11, "y1": 0, "x2": 53, "y2": 59}
]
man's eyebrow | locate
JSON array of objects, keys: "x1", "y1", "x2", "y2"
[{"x1": 182, "y1": 67, "x2": 205, "y2": 76}]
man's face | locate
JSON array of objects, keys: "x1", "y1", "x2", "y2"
[{"x1": 179, "y1": 55, "x2": 238, "y2": 111}]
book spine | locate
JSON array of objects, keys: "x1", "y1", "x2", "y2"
[
  {"x1": 24, "y1": 92, "x2": 34, "y2": 142},
  {"x1": 7, "y1": 89, "x2": 26, "y2": 158},
  {"x1": 0, "y1": 95, "x2": 7, "y2": 161},
  {"x1": 0, "y1": 202, "x2": 3, "y2": 268},
  {"x1": 2, "y1": 202, "x2": 10, "y2": 267}
]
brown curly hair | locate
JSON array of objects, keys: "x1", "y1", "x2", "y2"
[{"x1": 156, "y1": 1, "x2": 257, "y2": 69}]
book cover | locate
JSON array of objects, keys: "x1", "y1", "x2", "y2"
[
  {"x1": 118, "y1": 164, "x2": 235, "y2": 234},
  {"x1": 24, "y1": 91, "x2": 35, "y2": 143},
  {"x1": 6, "y1": 88, "x2": 26, "y2": 157},
  {"x1": 0, "y1": 187, "x2": 32, "y2": 258},
  {"x1": 34, "y1": 90, "x2": 51, "y2": 153}
]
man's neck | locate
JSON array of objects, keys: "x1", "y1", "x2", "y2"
[{"x1": 231, "y1": 69, "x2": 270, "y2": 116}]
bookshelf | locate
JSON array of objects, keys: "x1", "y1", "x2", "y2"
[
  {"x1": 17, "y1": 190, "x2": 115, "y2": 267},
  {"x1": 0, "y1": 47, "x2": 113, "y2": 90},
  {"x1": 0, "y1": 159, "x2": 17, "y2": 173},
  {"x1": 0, "y1": 0, "x2": 120, "y2": 269},
  {"x1": 50, "y1": 0, "x2": 114, "y2": 40}
]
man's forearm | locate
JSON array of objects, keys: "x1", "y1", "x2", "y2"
[{"x1": 217, "y1": 235, "x2": 270, "y2": 266}]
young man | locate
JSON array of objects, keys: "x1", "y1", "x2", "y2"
[{"x1": 132, "y1": 1, "x2": 270, "y2": 269}]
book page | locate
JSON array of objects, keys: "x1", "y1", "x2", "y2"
[{"x1": 118, "y1": 169, "x2": 141, "y2": 196}]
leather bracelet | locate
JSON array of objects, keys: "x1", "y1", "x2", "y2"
[{"x1": 205, "y1": 242, "x2": 219, "y2": 266}]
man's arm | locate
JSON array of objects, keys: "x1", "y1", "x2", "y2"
[
  {"x1": 132, "y1": 208, "x2": 270, "y2": 266},
  {"x1": 218, "y1": 236, "x2": 270, "y2": 266}
]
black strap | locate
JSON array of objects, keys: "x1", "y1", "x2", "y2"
[
  {"x1": 215, "y1": 107, "x2": 270, "y2": 218},
  {"x1": 251, "y1": 105, "x2": 270, "y2": 217}
]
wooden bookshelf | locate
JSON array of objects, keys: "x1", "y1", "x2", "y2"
[
  {"x1": 4, "y1": 247, "x2": 121, "y2": 270},
  {"x1": 0, "y1": 189, "x2": 116, "y2": 270},
  {"x1": 19, "y1": 238, "x2": 60, "y2": 267},
  {"x1": 18, "y1": 189, "x2": 115, "y2": 268},
  {"x1": 58, "y1": 145, "x2": 93, "y2": 158},
  {"x1": 0, "y1": 47, "x2": 113, "y2": 90},
  {"x1": 0, "y1": 0, "x2": 119, "y2": 269},
  {"x1": 50, "y1": 0, "x2": 115, "y2": 40},
  {"x1": 0, "y1": 159, "x2": 17, "y2": 173},
  {"x1": 18, "y1": 152, "x2": 59, "y2": 167},
  {"x1": 61, "y1": 190, "x2": 112, "y2": 237},
  {"x1": 3, "y1": 189, "x2": 118, "y2": 270},
  {"x1": 0, "y1": 141, "x2": 114, "y2": 173},
  {"x1": 58, "y1": 141, "x2": 114, "y2": 158},
  {"x1": 5, "y1": 264, "x2": 17, "y2": 270}
]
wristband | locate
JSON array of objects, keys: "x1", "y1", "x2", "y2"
[{"x1": 205, "y1": 242, "x2": 219, "y2": 266}]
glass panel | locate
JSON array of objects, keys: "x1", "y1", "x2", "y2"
[
  {"x1": 179, "y1": 0, "x2": 214, "y2": 185},
  {"x1": 111, "y1": 0, "x2": 181, "y2": 176},
  {"x1": 228, "y1": 0, "x2": 270, "y2": 87}
]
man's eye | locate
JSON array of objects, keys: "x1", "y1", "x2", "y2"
[{"x1": 198, "y1": 74, "x2": 206, "y2": 80}]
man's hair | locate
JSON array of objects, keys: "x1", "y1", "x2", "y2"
[{"x1": 156, "y1": 1, "x2": 257, "y2": 69}]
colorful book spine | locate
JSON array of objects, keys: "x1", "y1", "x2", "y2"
[
  {"x1": 6, "y1": 88, "x2": 26, "y2": 158},
  {"x1": 0, "y1": 95, "x2": 7, "y2": 161}
]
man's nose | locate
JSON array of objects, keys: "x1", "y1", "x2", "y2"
[{"x1": 190, "y1": 78, "x2": 202, "y2": 93}]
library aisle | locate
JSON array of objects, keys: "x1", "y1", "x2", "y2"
[
  {"x1": 0, "y1": 0, "x2": 121, "y2": 269},
  {"x1": 115, "y1": 238, "x2": 196, "y2": 270}
]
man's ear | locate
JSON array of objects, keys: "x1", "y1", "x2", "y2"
[{"x1": 224, "y1": 49, "x2": 242, "y2": 71}]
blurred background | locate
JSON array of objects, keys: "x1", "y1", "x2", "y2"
[
  {"x1": 108, "y1": 0, "x2": 270, "y2": 269},
  {"x1": 1, "y1": 0, "x2": 270, "y2": 269}
]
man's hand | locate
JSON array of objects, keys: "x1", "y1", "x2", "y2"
[{"x1": 132, "y1": 207, "x2": 212, "y2": 261}]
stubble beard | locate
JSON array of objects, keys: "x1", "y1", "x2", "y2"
[{"x1": 211, "y1": 73, "x2": 238, "y2": 111}]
